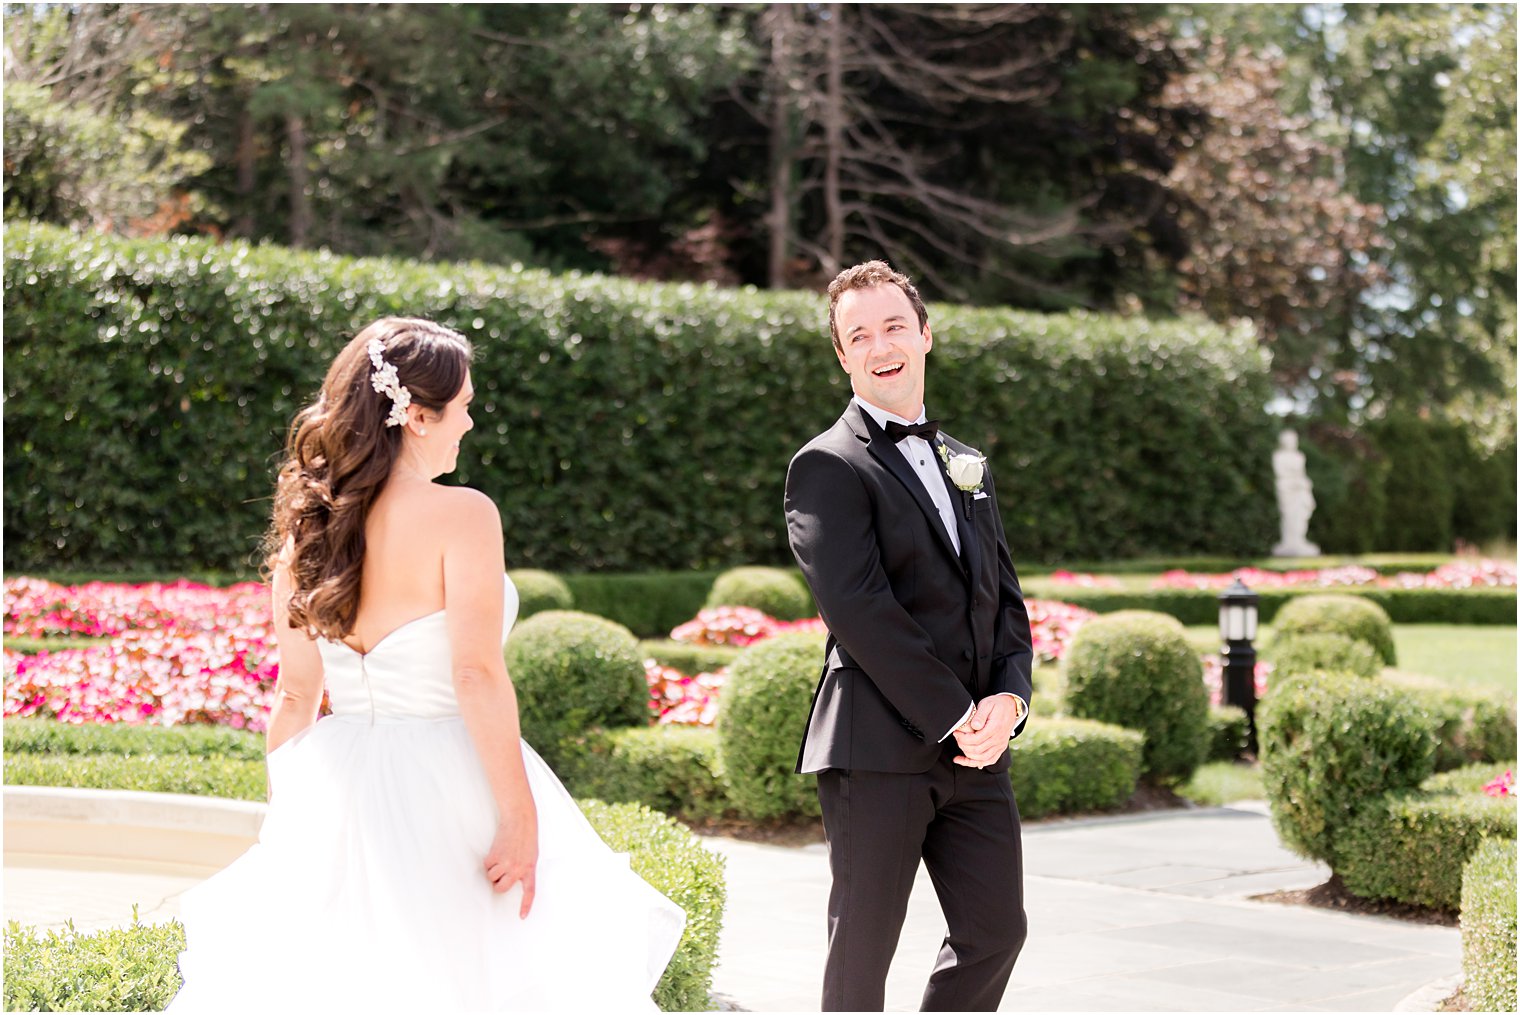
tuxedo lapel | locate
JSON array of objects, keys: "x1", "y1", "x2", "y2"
[
  {"x1": 935, "y1": 438, "x2": 981, "y2": 584},
  {"x1": 848, "y1": 406, "x2": 963, "y2": 569}
]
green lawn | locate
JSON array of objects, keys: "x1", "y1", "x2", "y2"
[
  {"x1": 1179, "y1": 761, "x2": 1264, "y2": 806},
  {"x1": 1184, "y1": 623, "x2": 1515, "y2": 693},
  {"x1": 1390, "y1": 624, "x2": 1517, "y2": 695}
]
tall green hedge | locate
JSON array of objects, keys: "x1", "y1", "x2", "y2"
[{"x1": 4, "y1": 223, "x2": 1277, "y2": 573}]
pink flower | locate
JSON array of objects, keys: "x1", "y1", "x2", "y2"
[{"x1": 1484, "y1": 770, "x2": 1514, "y2": 798}]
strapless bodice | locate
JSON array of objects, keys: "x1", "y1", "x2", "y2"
[{"x1": 315, "y1": 575, "x2": 519, "y2": 720}]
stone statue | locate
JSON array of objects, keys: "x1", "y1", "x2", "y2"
[{"x1": 1272, "y1": 430, "x2": 1320, "y2": 557}]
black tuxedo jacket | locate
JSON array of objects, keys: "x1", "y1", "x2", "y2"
[{"x1": 786, "y1": 403, "x2": 1034, "y2": 775}]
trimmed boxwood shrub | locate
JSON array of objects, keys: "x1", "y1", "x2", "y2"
[
  {"x1": 562, "y1": 572, "x2": 719, "y2": 639},
  {"x1": 504, "y1": 610, "x2": 648, "y2": 770},
  {"x1": 1062, "y1": 611, "x2": 1209, "y2": 784},
  {"x1": 705, "y1": 567, "x2": 812, "y2": 621},
  {"x1": 509, "y1": 569, "x2": 573, "y2": 619},
  {"x1": 1258, "y1": 671, "x2": 1436, "y2": 865},
  {"x1": 4, "y1": 223, "x2": 1278, "y2": 575},
  {"x1": 1008, "y1": 718, "x2": 1143, "y2": 819},
  {"x1": 717, "y1": 632, "x2": 825, "y2": 821},
  {"x1": 1335, "y1": 763, "x2": 1517, "y2": 911},
  {"x1": 639, "y1": 640, "x2": 742, "y2": 676},
  {"x1": 1270, "y1": 594, "x2": 1397, "y2": 666},
  {"x1": 1462, "y1": 837, "x2": 1518, "y2": 1013},
  {"x1": 579, "y1": 799, "x2": 727, "y2": 1013},
  {"x1": 3, "y1": 920, "x2": 186, "y2": 1012},
  {"x1": 3, "y1": 752, "x2": 267, "y2": 801},
  {"x1": 1269, "y1": 632, "x2": 1382, "y2": 680},
  {"x1": 2, "y1": 717, "x2": 265, "y2": 759},
  {"x1": 562, "y1": 725, "x2": 729, "y2": 823},
  {"x1": 1206, "y1": 705, "x2": 1251, "y2": 762}
]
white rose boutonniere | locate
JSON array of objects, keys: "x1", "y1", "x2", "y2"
[{"x1": 937, "y1": 442, "x2": 986, "y2": 493}]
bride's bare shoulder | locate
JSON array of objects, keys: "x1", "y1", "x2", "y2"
[{"x1": 425, "y1": 484, "x2": 501, "y2": 531}]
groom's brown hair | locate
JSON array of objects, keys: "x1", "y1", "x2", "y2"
[{"x1": 826, "y1": 260, "x2": 929, "y2": 353}]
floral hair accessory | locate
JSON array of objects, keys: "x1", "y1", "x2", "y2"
[{"x1": 367, "y1": 339, "x2": 412, "y2": 428}]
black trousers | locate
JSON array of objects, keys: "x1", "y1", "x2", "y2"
[{"x1": 816, "y1": 748, "x2": 1027, "y2": 1012}]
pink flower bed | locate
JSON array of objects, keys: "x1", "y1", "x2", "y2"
[
  {"x1": 644, "y1": 661, "x2": 729, "y2": 727},
  {"x1": 4, "y1": 577, "x2": 277, "y2": 729},
  {"x1": 1046, "y1": 570, "x2": 1123, "y2": 589},
  {"x1": 1152, "y1": 559, "x2": 1516, "y2": 591}
]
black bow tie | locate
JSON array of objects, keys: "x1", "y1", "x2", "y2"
[{"x1": 884, "y1": 419, "x2": 940, "y2": 443}]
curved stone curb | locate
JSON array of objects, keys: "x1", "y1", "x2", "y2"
[
  {"x1": 1394, "y1": 972, "x2": 1463, "y2": 1012},
  {"x1": 4, "y1": 785, "x2": 265, "y2": 874}
]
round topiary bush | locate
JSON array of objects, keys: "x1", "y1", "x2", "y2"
[
  {"x1": 1062, "y1": 610, "x2": 1209, "y2": 784},
  {"x1": 1271, "y1": 594, "x2": 1397, "y2": 666},
  {"x1": 505, "y1": 610, "x2": 648, "y2": 769},
  {"x1": 1269, "y1": 632, "x2": 1382, "y2": 680},
  {"x1": 1257, "y1": 670, "x2": 1436, "y2": 866},
  {"x1": 717, "y1": 632, "x2": 825, "y2": 821},
  {"x1": 705, "y1": 567, "x2": 813, "y2": 622},
  {"x1": 508, "y1": 569, "x2": 574, "y2": 619}
]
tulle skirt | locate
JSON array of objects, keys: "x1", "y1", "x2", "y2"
[{"x1": 168, "y1": 715, "x2": 686, "y2": 1012}]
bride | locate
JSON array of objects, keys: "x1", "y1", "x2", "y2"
[{"x1": 168, "y1": 318, "x2": 686, "y2": 1011}]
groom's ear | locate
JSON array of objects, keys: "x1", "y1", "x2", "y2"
[{"x1": 923, "y1": 324, "x2": 933, "y2": 354}]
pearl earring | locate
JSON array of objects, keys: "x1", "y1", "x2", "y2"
[{"x1": 419, "y1": 428, "x2": 428, "y2": 436}]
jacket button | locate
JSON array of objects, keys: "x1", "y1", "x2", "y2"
[{"x1": 962, "y1": 648, "x2": 973, "y2": 660}]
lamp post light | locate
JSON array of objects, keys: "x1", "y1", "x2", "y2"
[{"x1": 1218, "y1": 578, "x2": 1261, "y2": 755}]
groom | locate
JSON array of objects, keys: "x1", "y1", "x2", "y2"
[{"x1": 785, "y1": 260, "x2": 1034, "y2": 1011}]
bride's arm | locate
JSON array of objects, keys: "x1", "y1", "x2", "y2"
[
  {"x1": 266, "y1": 563, "x2": 325, "y2": 756},
  {"x1": 443, "y1": 488, "x2": 538, "y2": 918}
]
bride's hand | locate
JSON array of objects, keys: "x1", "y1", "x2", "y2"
[{"x1": 484, "y1": 806, "x2": 538, "y2": 918}]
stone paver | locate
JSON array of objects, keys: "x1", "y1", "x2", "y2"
[{"x1": 702, "y1": 804, "x2": 1460, "y2": 1012}]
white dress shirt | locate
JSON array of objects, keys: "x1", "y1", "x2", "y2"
[{"x1": 851, "y1": 397, "x2": 1027, "y2": 745}]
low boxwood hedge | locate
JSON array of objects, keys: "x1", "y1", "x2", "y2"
[
  {"x1": 3, "y1": 717, "x2": 264, "y2": 759},
  {"x1": 639, "y1": 640, "x2": 742, "y2": 676},
  {"x1": 3, "y1": 752, "x2": 268, "y2": 801},
  {"x1": 1334, "y1": 763, "x2": 1518, "y2": 911},
  {"x1": 1462, "y1": 837, "x2": 1518, "y2": 1013},
  {"x1": 3, "y1": 920, "x2": 187, "y2": 1012},
  {"x1": 1382, "y1": 674, "x2": 1518, "y2": 773},
  {"x1": 563, "y1": 725, "x2": 729, "y2": 823},
  {"x1": 1008, "y1": 718, "x2": 1143, "y2": 819},
  {"x1": 1024, "y1": 585, "x2": 1515, "y2": 626},
  {"x1": 579, "y1": 799, "x2": 728, "y2": 1012},
  {"x1": 561, "y1": 572, "x2": 719, "y2": 639}
]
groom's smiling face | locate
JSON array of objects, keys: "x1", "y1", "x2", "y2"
[{"x1": 834, "y1": 283, "x2": 933, "y2": 420}]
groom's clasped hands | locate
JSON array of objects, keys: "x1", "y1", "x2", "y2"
[{"x1": 952, "y1": 694, "x2": 1025, "y2": 768}]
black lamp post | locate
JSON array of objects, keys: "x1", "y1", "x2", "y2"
[{"x1": 1218, "y1": 577, "x2": 1261, "y2": 755}]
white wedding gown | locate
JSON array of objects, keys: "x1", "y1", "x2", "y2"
[{"x1": 168, "y1": 575, "x2": 686, "y2": 1012}]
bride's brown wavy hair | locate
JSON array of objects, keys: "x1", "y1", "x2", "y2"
[{"x1": 265, "y1": 317, "x2": 473, "y2": 640}]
